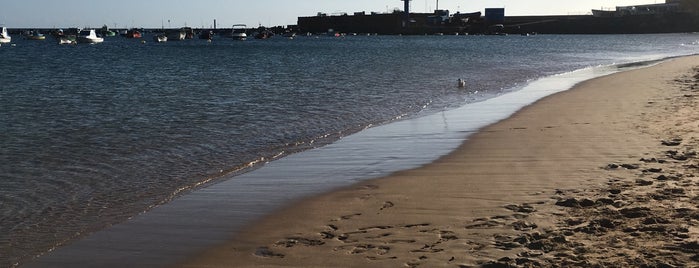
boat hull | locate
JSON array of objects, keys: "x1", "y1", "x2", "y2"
[
  {"x1": 58, "y1": 38, "x2": 76, "y2": 45},
  {"x1": 76, "y1": 37, "x2": 104, "y2": 44}
]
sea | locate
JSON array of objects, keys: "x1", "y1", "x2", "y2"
[{"x1": 2, "y1": 33, "x2": 699, "y2": 267}]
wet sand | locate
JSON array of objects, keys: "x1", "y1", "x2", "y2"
[{"x1": 179, "y1": 55, "x2": 699, "y2": 267}]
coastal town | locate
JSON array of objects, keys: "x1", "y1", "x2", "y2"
[{"x1": 1, "y1": 0, "x2": 699, "y2": 46}]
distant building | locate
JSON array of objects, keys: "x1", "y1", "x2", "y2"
[
  {"x1": 592, "y1": 0, "x2": 682, "y2": 17},
  {"x1": 484, "y1": 8, "x2": 505, "y2": 25},
  {"x1": 296, "y1": 0, "x2": 699, "y2": 35}
]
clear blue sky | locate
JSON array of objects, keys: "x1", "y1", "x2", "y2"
[{"x1": 3, "y1": 0, "x2": 661, "y2": 28}]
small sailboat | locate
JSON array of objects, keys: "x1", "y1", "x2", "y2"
[
  {"x1": 76, "y1": 29, "x2": 104, "y2": 44},
  {"x1": 0, "y1": 27, "x2": 11, "y2": 43}
]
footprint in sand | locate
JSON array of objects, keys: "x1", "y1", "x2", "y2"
[
  {"x1": 254, "y1": 247, "x2": 285, "y2": 258},
  {"x1": 339, "y1": 213, "x2": 362, "y2": 220},
  {"x1": 380, "y1": 201, "x2": 394, "y2": 210},
  {"x1": 274, "y1": 237, "x2": 325, "y2": 248}
]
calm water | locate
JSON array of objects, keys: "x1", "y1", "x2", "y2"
[{"x1": 2, "y1": 33, "x2": 699, "y2": 267}]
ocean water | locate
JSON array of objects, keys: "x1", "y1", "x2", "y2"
[{"x1": 2, "y1": 33, "x2": 699, "y2": 267}]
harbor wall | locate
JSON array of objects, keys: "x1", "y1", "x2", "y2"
[{"x1": 297, "y1": 12, "x2": 699, "y2": 35}]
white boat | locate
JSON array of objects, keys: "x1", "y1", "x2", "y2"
[
  {"x1": 58, "y1": 37, "x2": 76, "y2": 45},
  {"x1": 153, "y1": 34, "x2": 168, "y2": 43},
  {"x1": 0, "y1": 27, "x2": 11, "y2": 43},
  {"x1": 228, "y1": 24, "x2": 247, "y2": 40},
  {"x1": 76, "y1": 29, "x2": 104, "y2": 44}
]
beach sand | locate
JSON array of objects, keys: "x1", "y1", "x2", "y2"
[{"x1": 178, "y1": 55, "x2": 699, "y2": 267}]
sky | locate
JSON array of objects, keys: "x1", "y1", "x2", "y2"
[{"x1": 3, "y1": 0, "x2": 663, "y2": 28}]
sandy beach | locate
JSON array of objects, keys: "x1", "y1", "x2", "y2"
[{"x1": 178, "y1": 55, "x2": 699, "y2": 267}]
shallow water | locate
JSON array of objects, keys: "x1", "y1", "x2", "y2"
[
  {"x1": 23, "y1": 64, "x2": 630, "y2": 268},
  {"x1": 3, "y1": 33, "x2": 699, "y2": 266}
]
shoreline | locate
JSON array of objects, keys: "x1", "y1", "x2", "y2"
[
  {"x1": 24, "y1": 57, "x2": 633, "y2": 267},
  {"x1": 179, "y1": 55, "x2": 699, "y2": 267}
]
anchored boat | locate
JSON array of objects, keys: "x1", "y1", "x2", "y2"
[
  {"x1": 76, "y1": 29, "x2": 104, "y2": 44},
  {"x1": 0, "y1": 27, "x2": 11, "y2": 43},
  {"x1": 228, "y1": 24, "x2": 247, "y2": 40}
]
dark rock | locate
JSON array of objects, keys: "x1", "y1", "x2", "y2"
[
  {"x1": 609, "y1": 189, "x2": 622, "y2": 194},
  {"x1": 606, "y1": 163, "x2": 620, "y2": 169}
]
